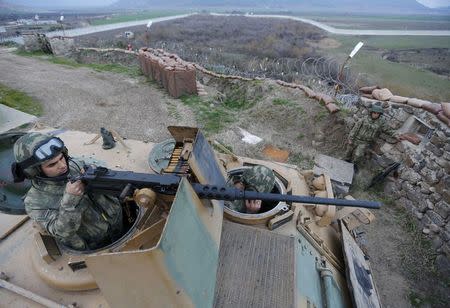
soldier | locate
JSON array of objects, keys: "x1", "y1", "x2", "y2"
[
  {"x1": 345, "y1": 105, "x2": 402, "y2": 165},
  {"x1": 11, "y1": 133, "x2": 123, "y2": 251},
  {"x1": 226, "y1": 165, "x2": 276, "y2": 214}
]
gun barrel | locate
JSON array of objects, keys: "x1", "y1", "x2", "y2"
[
  {"x1": 192, "y1": 184, "x2": 381, "y2": 209},
  {"x1": 80, "y1": 166, "x2": 381, "y2": 209}
]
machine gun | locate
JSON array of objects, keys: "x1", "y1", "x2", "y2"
[{"x1": 72, "y1": 166, "x2": 382, "y2": 209}]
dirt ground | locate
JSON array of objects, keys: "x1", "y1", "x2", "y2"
[
  {"x1": 0, "y1": 49, "x2": 196, "y2": 142},
  {"x1": 1, "y1": 48, "x2": 448, "y2": 307}
]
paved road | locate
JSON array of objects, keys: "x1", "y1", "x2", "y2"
[
  {"x1": 0, "y1": 49, "x2": 196, "y2": 141},
  {"x1": 212, "y1": 13, "x2": 450, "y2": 36},
  {"x1": 46, "y1": 14, "x2": 192, "y2": 38}
]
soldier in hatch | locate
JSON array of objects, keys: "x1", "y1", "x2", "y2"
[
  {"x1": 344, "y1": 105, "x2": 403, "y2": 165},
  {"x1": 226, "y1": 165, "x2": 276, "y2": 214},
  {"x1": 11, "y1": 133, "x2": 123, "y2": 251}
]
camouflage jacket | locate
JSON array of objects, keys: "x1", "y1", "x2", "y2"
[
  {"x1": 225, "y1": 166, "x2": 275, "y2": 213},
  {"x1": 24, "y1": 159, "x2": 123, "y2": 251},
  {"x1": 348, "y1": 116, "x2": 397, "y2": 143}
]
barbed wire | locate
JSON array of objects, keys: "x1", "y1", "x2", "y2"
[{"x1": 152, "y1": 41, "x2": 360, "y2": 96}]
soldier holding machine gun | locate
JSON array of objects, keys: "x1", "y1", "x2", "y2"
[{"x1": 12, "y1": 133, "x2": 381, "y2": 253}]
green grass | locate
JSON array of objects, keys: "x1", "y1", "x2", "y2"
[
  {"x1": 0, "y1": 83, "x2": 42, "y2": 116},
  {"x1": 349, "y1": 52, "x2": 450, "y2": 102},
  {"x1": 180, "y1": 95, "x2": 233, "y2": 134},
  {"x1": 333, "y1": 35, "x2": 450, "y2": 51},
  {"x1": 15, "y1": 50, "x2": 141, "y2": 77},
  {"x1": 288, "y1": 152, "x2": 314, "y2": 169},
  {"x1": 272, "y1": 98, "x2": 292, "y2": 105},
  {"x1": 272, "y1": 98, "x2": 306, "y2": 114},
  {"x1": 90, "y1": 11, "x2": 184, "y2": 26},
  {"x1": 314, "y1": 110, "x2": 328, "y2": 121},
  {"x1": 326, "y1": 35, "x2": 450, "y2": 102}
]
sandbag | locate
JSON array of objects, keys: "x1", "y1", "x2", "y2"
[
  {"x1": 441, "y1": 102, "x2": 450, "y2": 118},
  {"x1": 421, "y1": 102, "x2": 442, "y2": 115},
  {"x1": 326, "y1": 103, "x2": 340, "y2": 113},
  {"x1": 303, "y1": 87, "x2": 317, "y2": 98},
  {"x1": 436, "y1": 111, "x2": 450, "y2": 127},
  {"x1": 359, "y1": 85, "x2": 379, "y2": 94},
  {"x1": 407, "y1": 98, "x2": 426, "y2": 108},
  {"x1": 319, "y1": 94, "x2": 335, "y2": 105},
  {"x1": 312, "y1": 176, "x2": 326, "y2": 190},
  {"x1": 361, "y1": 93, "x2": 373, "y2": 99},
  {"x1": 401, "y1": 133, "x2": 421, "y2": 145},
  {"x1": 389, "y1": 95, "x2": 409, "y2": 104},
  {"x1": 372, "y1": 88, "x2": 393, "y2": 101}
]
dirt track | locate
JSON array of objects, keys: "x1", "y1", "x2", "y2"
[{"x1": 0, "y1": 49, "x2": 196, "y2": 141}]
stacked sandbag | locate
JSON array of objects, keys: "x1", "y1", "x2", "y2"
[
  {"x1": 437, "y1": 102, "x2": 450, "y2": 126},
  {"x1": 317, "y1": 93, "x2": 340, "y2": 113},
  {"x1": 138, "y1": 47, "x2": 197, "y2": 98},
  {"x1": 359, "y1": 85, "x2": 379, "y2": 95},
  {"x1": 389, "y1": 95, "x2": 409, "y2": 104},
  {"x1": 440, "y1": 102, "x2": 450, "y2": 117},
  {"x1": 407, "y1": 98, "x2": 427, "y2": 108},
  {"x1": 421, "y1": 101, "x2": 442, "y2": 115},
  {"x1": 372, "y1": 88, "x2": 393, "y2": 101}
]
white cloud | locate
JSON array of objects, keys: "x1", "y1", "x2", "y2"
[{"x1": 416, "y1": 0, "x2": 450, "y2": 8}]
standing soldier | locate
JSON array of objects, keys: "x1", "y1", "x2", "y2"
[{"x1": 345, "y1": 105, "x2": 402, "y2": 165}]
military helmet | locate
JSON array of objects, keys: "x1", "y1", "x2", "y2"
[
  {"x1": 370, "y1": 104, "x2": 384, "y2": 114},
  {"x1": 242, "y1": 165, "x2": 276, "y2": 193},
  {"x1": 12, "y1": 133, "x2": 67, "y2": 180}
]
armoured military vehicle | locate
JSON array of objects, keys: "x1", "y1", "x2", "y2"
[{"x1": 0, "y1": 125, "x2": 381, "y2": 308}]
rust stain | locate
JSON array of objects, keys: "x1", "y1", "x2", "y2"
[{"x1": 262, "y1": 145, "x2": 290, "y2": 163}]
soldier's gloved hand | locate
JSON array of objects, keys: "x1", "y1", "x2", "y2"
[
  {"x1": 66, "y1": 180, "x2": 85, "y2": 196},
  {"x1": 245, "y1": 200, "x2": 262, "y2": 214}
]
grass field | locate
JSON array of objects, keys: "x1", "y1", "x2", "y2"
[
  {"x1": 0, "y1": 83, "x2": 42, "y2": 116},
  {"x1": 333, "y1": 35, "x2": 450, "y2": 50},
  {"x1": 327, "y1": 35, "x2": 450, "y2": 101},
  {"x1": 89, "y1": 11, "x2": 185, "y2": 26},
  {"x1": 297, "y1": 13, "x2": 450, "y2": 30}
]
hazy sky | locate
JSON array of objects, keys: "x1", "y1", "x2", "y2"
[
  {"x1": 6, "y1": 0, "x2": 116, "y2": 7},
  {"x1": 5, "y1": 0, "x2": 450, "y2": 8},
  {"x1": 417, "y1": 0, "x2": 450, "y2": 7}
]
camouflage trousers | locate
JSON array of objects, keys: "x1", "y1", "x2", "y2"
[{"x1": 344, "y1": 142, "x2": 369, "y2": 164}]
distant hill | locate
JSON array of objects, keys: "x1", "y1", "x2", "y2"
[{"x1": 111, "y1": 0, "x2": 437, "y2": 14}]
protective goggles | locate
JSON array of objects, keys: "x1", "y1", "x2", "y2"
[{"x1": 17, "y1": 137, "x2": 65, "y2": 170}]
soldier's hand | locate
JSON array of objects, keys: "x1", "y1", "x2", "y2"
[
  {"x1": 245, "y1": 200, "x2": 262, "y2": 214},
  {"x1": 66, "y1": 180, "x2": 85, "y2": 196},
  {"x1": 347, "y1": 139, "x2": 353, "y2": 145}
]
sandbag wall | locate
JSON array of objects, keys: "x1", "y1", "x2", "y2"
[
  {"x1": 360, "y1": 86, "x2": 450, "y2": 128},
  {"x1": 138, "y1": 48, "x2": 197, "y2": 98}
]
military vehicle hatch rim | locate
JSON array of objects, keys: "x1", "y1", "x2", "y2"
[{"x1": 223, "y1": 167, "x2": 289, "y2": 225}]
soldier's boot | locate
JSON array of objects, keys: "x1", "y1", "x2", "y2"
[
  {"x1": 100, "y1": 127, "x2": 116, "y2": 150},
  {"x1": 343, "y1": 144, "x2": 354, "y2": 162}
]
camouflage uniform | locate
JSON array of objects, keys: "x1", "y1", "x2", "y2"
[
  {"x1": 345, "y1": 109, "x2": 397, "y2": 164},
  {"x1": 226, "y1": 165, "x2": 276, "y2": 213},
  {"x1": 14, "y1": 133, "x2": 123, "y2": 251}
]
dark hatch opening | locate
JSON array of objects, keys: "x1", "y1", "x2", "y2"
[{"x1": 0, "y1": 132, "x2": 30, "y2": 215}]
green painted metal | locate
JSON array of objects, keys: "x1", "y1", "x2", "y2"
[
  {"x1": 160, "y1": 178, "x2": 220, "y2": 308},
  {"x1": 0, "y1": 132, "x2": 30, "y2": 215},
  {"x1": 297, "y1": 235, "x2": 324, "y2": 307},
  {"x1": 148, "y1": 138, "x2": 175, "y2": 173},
  {"x1": 296, "y1": 234, "x2": 346, "y2": 308}
]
